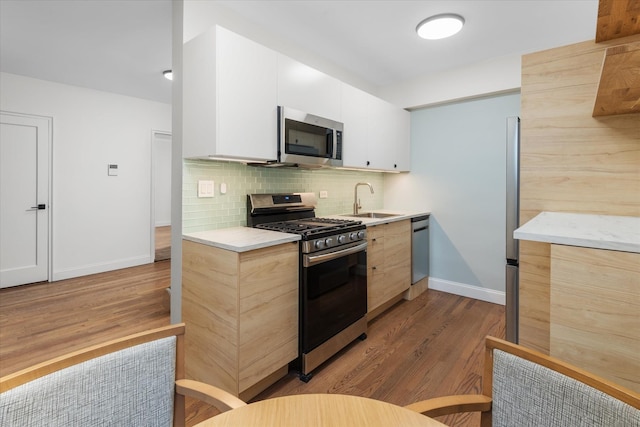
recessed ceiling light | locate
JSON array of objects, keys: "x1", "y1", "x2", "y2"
[
  {"x1": 416, "y1": 14, "x2": 465, "y2": 40},
  {"x1": 163, "y1": 70, "x2": 173, "y2": 81}
]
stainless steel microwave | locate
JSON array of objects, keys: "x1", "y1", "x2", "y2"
[{"x1": 277, "y1": 106, "x2": 343, "y2": 168}]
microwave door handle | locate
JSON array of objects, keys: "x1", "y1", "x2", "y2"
[{"x1": 303, "y1": 242, "x2": 368, "y2": 267}]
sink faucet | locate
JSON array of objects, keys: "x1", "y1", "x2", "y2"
[{"x1": 354, "y1": 182, "x2": 374, "y2": 215}]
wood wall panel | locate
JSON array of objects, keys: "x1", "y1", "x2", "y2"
[
  {"x1": 182, "y1": 240, "x2": 239, "y2": 394},
  {"x1": 596, "y1": 0, "x2": 640, "y2": 42},
  {"x1": 518, "y1": 241, "x2": 550, "y2": 353},
  {"x1": 550, "y1": 245, "x2": 640, "y2": 392},
  {"x1": 519, "y1": 35, "x2": 640, "y2": 352}
]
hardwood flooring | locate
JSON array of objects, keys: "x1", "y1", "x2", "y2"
[
  {"x1": 0, "y1": 260, "x2": 171, "y2": 377},
  {"x1": 0, "y1": 262, "x2": 504, "y2": 427}
]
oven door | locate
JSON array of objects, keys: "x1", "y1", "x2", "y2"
[{"x1": 301, "y1": 241, "x2": 367, "y2": 353}]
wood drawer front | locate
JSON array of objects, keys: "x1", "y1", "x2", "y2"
[
  {"x1": 239, "y1": 243, "x2": 299, "y2": 392},
  {"x1": 367, "y1": 224, "x2": 384, "y2": 239},
  {"x1": 384, "y1": 221, "x2": 411, "y2": 266}
]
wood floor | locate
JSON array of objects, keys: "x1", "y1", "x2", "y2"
[{"x1": 0, "y1": 261, "x2": 504, "y2": 427}]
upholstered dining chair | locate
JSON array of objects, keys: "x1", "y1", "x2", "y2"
[
  {"x1": 0, "y1": 323, "x2": 246, "y2": 426},
  {"x1": 405, "y1": 336, "x2": 640, "y2": 427}
]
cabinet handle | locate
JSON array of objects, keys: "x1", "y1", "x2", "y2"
[
  {"x1": 372, "y1": 238, "x2": 376, "y2": 242},
  {"x1": 372, "y1": 266, "x2": 377, "y2": 270}
]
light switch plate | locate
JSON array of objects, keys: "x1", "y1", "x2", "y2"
[
  {"x1": 108, "y1": 164, "x2": 118, "y2": 176},
  {"x1": 319, "y1": 190, "x2": 328, "y2": 199},
  {"x1": 198, "y1": 180, "x2": 214, "y2": 198}
]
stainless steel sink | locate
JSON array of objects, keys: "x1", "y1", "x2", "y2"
[{"x1": 344, "y1": 212, "x2": 401, "y2": 219}]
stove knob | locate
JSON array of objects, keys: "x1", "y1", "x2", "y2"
[
  {"x1": 350, "y1": 232, "x2": 358, "y2": 240},
  {"x1": 337, "y1": 235, "x2": 346, "y2": 244},
  {"x1": 324, "y1": 237, "x2": 333, "y2": 247},
  {"x1": 357, "y1": 231, "x2": 365, "y2": 239},
  {"x1": 314, "y1": 240, "x2": 324, "y2": 249}
]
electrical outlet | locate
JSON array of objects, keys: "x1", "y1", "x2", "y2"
[
  {"x1": 319, "y1": 190, "x2": 328, "y2": 199},
  {"x1": 198, "y1": 180, "x2": 214, "y2": 198}
]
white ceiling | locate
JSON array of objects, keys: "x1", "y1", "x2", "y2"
[{"x1": 0, "y1": 0, "x2": 599, "y2": 105}]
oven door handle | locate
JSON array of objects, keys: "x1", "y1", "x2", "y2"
[{"x1": 303, "y1": 241, "x2": 368, "y2": 267}]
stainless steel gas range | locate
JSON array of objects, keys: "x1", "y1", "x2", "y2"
[{"x1": 247, "y1": 193, "x2": 368, "y2": 382}]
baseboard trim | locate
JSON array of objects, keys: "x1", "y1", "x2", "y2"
[
  {"x1": 429, "y1": 277, "x2": 505, "y2": 305},
  {"x1": 52, "y1": 255, "x2": 152, "y2": 281}
]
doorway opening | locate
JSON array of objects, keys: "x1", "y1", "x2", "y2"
[{"x1": 151, "y1": 130, "x2": 172, "y2": 262}]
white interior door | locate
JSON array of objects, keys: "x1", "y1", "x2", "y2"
[{"x1": 0, "y1": 112, "x2": 51, "y2": 288}]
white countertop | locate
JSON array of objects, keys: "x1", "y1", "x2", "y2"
[
  {"x1": 184, "y1": 227, "x2": 300, "y2": 252},
  {"x1": 183, "y1": 211, "x2": 429, "y2": 252},
  {"x1": 514, "y1": 212, "x2": 640, "y2": 253},
  {"x1": 328, "y1": 210, "x2": 430, "y2": 226}
]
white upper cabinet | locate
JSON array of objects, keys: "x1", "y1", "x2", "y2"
[
  {"x1": 277, "y1": 54, "x2": 342, "y2": 121},
  {"x1": 341, "y1": 84, "x2": 370, "y2": 169},
  {"x1": 183, "y1": 26, "x2": 278, "y2": 161},
  {"x1": 341, "y1": 83, "x2": 410, "y2": 172},
  {"x1": 182, "y1": 25, "x2": 410, "y2": 171}
]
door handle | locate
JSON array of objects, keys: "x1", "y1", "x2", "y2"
[{"x1": 26, "y1": 204, "x2": 46, "y2": 211}]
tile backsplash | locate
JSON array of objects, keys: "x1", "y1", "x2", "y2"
[{"x1": 183, "y1": 160, "x2": 385, "y2": 233}]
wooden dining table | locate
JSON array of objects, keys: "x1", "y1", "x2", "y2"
[{"x1": 194, "y1": 393, "x2": 447, "y2": 426}]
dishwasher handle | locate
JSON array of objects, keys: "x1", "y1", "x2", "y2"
[{"x1": 413, "y1": 226, "x2": 428, "y2": 233}]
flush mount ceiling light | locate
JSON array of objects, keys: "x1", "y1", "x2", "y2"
[
  {"x1": 163, "y1": 70, "x2": 173, "y2": 81},
  {"x1": 416, "y1": 13, "x2": 465, "y2": 40}
]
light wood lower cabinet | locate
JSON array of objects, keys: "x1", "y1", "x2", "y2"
[
  {"x1": 182, "y1": 239, "x2": 299, "y2": 400},
  {"x1": 367, "y1": 220, "x2": 411, "y2": 319},
  {"x1": 549, "y1": 245, "x2": 640, "y2": 393}
]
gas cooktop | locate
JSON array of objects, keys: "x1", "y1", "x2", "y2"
[{"x1": 255, "y1": 217, "x2": 362, "y2": 238}]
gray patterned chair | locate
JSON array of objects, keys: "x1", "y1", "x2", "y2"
[
  {"x1": 0, "y1": 323, "x2": 246, "y2": 426},
  {"x1": 405, "y1": 336, "x2": 640, "y2": 427}
]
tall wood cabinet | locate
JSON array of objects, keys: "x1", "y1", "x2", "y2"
[
  {"x1": 182, "y1": 240, "x2": 299, "y2": 400},
  {"x1": 366, "y1": 220, "x2": 412, "y2": 319}
]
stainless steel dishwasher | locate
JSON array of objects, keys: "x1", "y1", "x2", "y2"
[{"x1": 411, "y1": 215, "x2": 429, "y2": 284}]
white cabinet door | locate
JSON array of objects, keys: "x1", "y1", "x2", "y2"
[
  {"x1": 183, "y1": 26, "x2": 278, "y2": 161},
  {"x1": 341, "y1": 83, "x2": 411, "y2": 172},
  {"x1": 217, "y1": 27, "x2": 278, "y2": 160},
  {"x1": 277, "y1": 54, "x2": 341, "y2": 121},
  {"x1": 367, "y1": 96, "x2": 398, "y2": 170},
  {"x1": 393, "y1": 107, "x2": 411, "y2": 172},
  {"x1": 341, "y1": 84, "x2": 370, "y2": 169}
]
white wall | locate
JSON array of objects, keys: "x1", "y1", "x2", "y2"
[
  {"x1": 379, "y1": 54, "x2": 521, "y2": 109},
  {"x1": 384, "y1": 92, "x2": 521, "y2": 304},
  {"x1": 0, "y1": 72, "x2": 172, "y2": 280}
]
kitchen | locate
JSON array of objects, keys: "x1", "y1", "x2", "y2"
[
  {"x1": 1, "y1": 0, "x2": 639, "y2": 422},
  {"x1": 178, "y1": 0, "x2": 633, "y2": 404}
]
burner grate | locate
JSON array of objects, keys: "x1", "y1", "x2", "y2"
[{"x1": 255, "y1": 217, "x2": 362, "y2": 237}]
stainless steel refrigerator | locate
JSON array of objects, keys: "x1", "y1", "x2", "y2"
[{"x1": 505, "y1": 116, "x2": 520, "y2": 343}]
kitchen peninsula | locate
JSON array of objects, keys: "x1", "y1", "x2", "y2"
[
  {"x1": 182, "y1": 227, "x2": 300, "y2": 400},
  {"x1": 514, "y1": 212, "x2": 640, "y2": 393}
]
